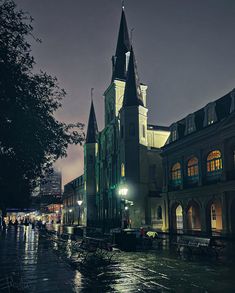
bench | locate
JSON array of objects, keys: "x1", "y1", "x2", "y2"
[
  {"x1": 175, "y1": 235, "x2": 212, "y2": 255},
  {"x1": 74, "y1": 237, "x2": 120, "y2": 263}
]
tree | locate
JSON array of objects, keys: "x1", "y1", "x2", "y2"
[{"x1": 0, "y1": 0, "x2": 84, "y2": 212}]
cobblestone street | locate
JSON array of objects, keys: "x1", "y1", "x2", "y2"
[{"x1": 1, "y1": 226, "x2": 235, "y2": 292}]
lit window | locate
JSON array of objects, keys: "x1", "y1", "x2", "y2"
[
  {"x1": 187, "y1": 157, "x2": 199, "y2": 183},
  {"x1": 121, "y1": 163, "x2": 125, "y2": 178},
  {"x1": 171, "y1": 162, "x2": 182, "y2": 186},
  {"x1": 207, "y1": 150, "x2": 223, "y2": 177}
]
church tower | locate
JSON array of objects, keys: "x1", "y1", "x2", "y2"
[
  {"x1": 120, "y1": 46, "x2": 148, "y2": 227},
  {"x1": 104, "y1": 7, "x2": 131, "y2": 126},
  {"x1": 84, "y1": 100, "x2": 98, "y2": 227}
]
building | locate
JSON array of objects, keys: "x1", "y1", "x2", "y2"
[
  {"x1": 63, "y1": 175, "x2": 85, "y2": 226},
  {"x1": 161, "y1": 89, "x2": 235, "y2": 236},
  {"x1": 63, "y1": 8, "x2": 170, "y2": 231},
  {"x1": 63, "y1": 6, "x2": 235, "y2": 237},
  {"x1": 40, "y1": 170, "x2": 62, "y2": 198}
]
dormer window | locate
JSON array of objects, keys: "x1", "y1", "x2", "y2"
[
  {"x1": 207, "y1": 107, "x2": 214, "y2": 125},
  {"x1": 170, "y1": 124, "x2": 178, "y2": 142},
  {"x1": 185, "y1": 114, "x2": 195, "y2": 135},
  {"x1": 204, "y1": 103, "x2": 217, "y2": 127}
]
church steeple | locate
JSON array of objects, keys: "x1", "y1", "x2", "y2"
[
  {"x1": 123, "y1": 46, "x2": 144, "y2": 107},
  {"x1": 112, "y1": 8, "x2": 131, "y2": 81},
  {"x1": 86, "y1": 100, "x2": 98, "y2": 143}
]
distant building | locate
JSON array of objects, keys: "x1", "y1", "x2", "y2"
[
  {"x1": 62, "y1": 175, "x2": 84, "y2": 225},
  {"x1": 161, "y1": 89, "x2": 235, "y2": 236},
  {"x1": 40, "y1": 170, "x2": 62, "y2": 198},
  {"x1": 39, "y1": 170, "x2": 62, "y2": 209}
]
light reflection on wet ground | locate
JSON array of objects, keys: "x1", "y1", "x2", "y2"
[{"x1": 0, "y1": 226, "x2": 235, "y2": 292}]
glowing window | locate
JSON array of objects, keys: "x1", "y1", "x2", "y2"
[
  {"x1": 171, "y1": 162, "x2": 182, "y2": 186},
  {"x1": 207, "y1": 150, "x2": 222, "y2": 176},
  {"x1": 121, "y1": 163, "x2": 125, "y2": 178},
  {"x1": 187, "y1": 157, "x2": 199, "y2": 182}
]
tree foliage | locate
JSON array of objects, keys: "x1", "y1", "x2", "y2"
[{"x1": 0, "y1": 0, "x2": 84, "y2": 209}]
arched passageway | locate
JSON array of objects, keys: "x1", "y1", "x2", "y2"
[
  {"x1": 186, "y1": 201, "x2": 201, "y2": 231},
  {"x1": 171, "y1": 204, "x2": 183, "y2": 231},
  {"x1": 206, "y1": 199, "x2": 223, "y2": 232}
]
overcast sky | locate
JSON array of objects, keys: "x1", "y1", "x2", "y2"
[{"x1": 14, "y1": 0, "x2": 235, "y2": 186}]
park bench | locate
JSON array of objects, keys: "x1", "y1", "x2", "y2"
[
  {"x1": 74, "y1": 236, "x2": 120, "y2": 263},
  {"x1": 174, "y1": 235, "x2": 215, "y2": 256}
]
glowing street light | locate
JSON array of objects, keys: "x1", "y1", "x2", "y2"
[
  {"x1": 77, "y1": 200, "x2": 83, "y2": 226},
  {"x1": 69, "y1": 209, "x2": 72, "y2": 213},
  {"x1": 118, "y1": 186, "x2": 128, "y2": 196},
  {"x1": 77, "y1": 200, "x2": 83, "y2": 206}
]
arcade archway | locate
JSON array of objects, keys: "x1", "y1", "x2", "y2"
[
  {"x1": 171, "y1": 203, "x2": 183, "y2": 231},
  {"x1": 186, "y1": 201, "x2": 201, "y2": 231}
]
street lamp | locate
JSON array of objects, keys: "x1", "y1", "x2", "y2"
[
  {"x1": 118, "y1": 180, "x2": 129, "y2": 228},
  {"x1": 77, "y1": 200, "x2": 83, "y2": 226}
]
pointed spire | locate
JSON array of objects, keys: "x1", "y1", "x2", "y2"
[
  {"x1": 112, "y1": 8, "x2": 131, "y2": 81},
  {"x1": 86, "y1": 100, "x2": 98, "y2": 143},
  {"x1": 123, "y1": 46, "x2": 144, "y2": 107}
]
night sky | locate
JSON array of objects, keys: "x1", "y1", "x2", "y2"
[{"x1": 14, "y1": 0, "x2": 235, "y2": 186}]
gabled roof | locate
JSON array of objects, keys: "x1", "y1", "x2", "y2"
[
  {"x1": 123, "y1": 46, "x2": 144, "y2": 107},
  {"x1": 111, "y1": 8, "x2": 131, "y2": 81},
  {"x1": 86, "y1": 101, "x2": 98, "y2": 143}
]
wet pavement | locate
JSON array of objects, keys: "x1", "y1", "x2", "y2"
[{"x1": 0, "y1": 226, "x2": 235, "y2": 292}]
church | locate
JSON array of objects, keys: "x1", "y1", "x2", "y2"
[
  {"x1": 63, "y1": 7, "x2": 170, "y2": 231},
  {"x1": 62, "y1": 7, "x2": 235, "y2": 237}
]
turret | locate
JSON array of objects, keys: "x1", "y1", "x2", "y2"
[{"x1": 84, "y1": 100, "x2": 98, "y2": 226}]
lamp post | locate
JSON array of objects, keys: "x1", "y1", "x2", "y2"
[
  {"x1": 118, "y1": 181, "x2": 129, "y2": 228},
  {"x1": 77, "y1": 200, "x2": 83, "y2": 226},
  {"x1": 69, "y1": 209, "x2": 72, "y2": 225}
]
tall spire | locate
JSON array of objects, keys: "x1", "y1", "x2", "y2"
[
  {"x1": 123, "y1": 46, "x2": 144, "y2": 107},
  {"x1": 86, "y1": 100, "x2": 98, "y2": 143},
  {"x1": 112, "y1": 8, "x2": 131, "y2": 81}
]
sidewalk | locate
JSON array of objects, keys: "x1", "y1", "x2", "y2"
[{"x1": 0, "y1": 226, "x2": 76, "y2": 292}]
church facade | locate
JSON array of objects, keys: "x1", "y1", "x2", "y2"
[
  {"x1": 84, "y1": 9, "x2": 170, "y2": 231},
  {"x1": 62, "y1": 8, "x2": 235, "y2": 237}
]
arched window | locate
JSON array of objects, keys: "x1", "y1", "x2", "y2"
[
  {"x1": 171, "y1": 162, "x2": 182, "y2": 186},
  {"x1": 207, "y1": 150, "x2": 222, "y2": 178},
  {"x1": 187, "y1": 157, "x2": 199, "y2": 183},
  {"x1": 157, "y1": 206, "x2": 162, "y2": 220}
]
